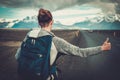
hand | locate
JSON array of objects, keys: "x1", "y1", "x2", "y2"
[{"x1": 101, "y1": 38, "x2": 111, "y2": 51}]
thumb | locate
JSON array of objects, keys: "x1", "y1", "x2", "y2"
[{"x1": 104, "y1": 37, "x2": 109, "y2": 43}]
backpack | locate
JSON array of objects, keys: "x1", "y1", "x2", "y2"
[{"x1": 18, "y1": 35, "x2": 57, "y2": 80}]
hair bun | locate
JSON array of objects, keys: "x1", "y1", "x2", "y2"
[
  {"x1": 39, "y1": 8, "x2": 46, "y2": 16},
  {"x1": 38, "y1": 8, "x2": 53, "y2": 24}
]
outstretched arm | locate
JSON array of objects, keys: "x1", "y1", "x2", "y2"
[{"x1": 53, "y1": 37, "x2": 111, "y2": 57}]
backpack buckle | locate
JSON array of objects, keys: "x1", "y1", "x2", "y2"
[
  {"x1": 36, "y1": 73, "x2": 41, "y2": 76},
  {"x1": 38, "y1": 54, "x2": 43, "y2": 58}
]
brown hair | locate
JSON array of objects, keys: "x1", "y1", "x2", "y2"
[{"x1": 38, "y1": 8, "x2": 53, "y2": 27}]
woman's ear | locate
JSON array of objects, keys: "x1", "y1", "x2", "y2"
[{"x1": 49, "y1": 20, "x2": 53, "y2": 25}]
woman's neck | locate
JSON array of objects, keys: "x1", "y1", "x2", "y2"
[{"x1": 41, "y1": 26, "x2": 52, "y2": 32}]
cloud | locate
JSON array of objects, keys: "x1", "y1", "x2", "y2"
[
  {"x1": 0, "y1": 0, "x2": 79, "y2": 10},
  {"x1": 0, "y1": 0, "x2": 120, "y2": 17},
  {"x1": 0, "y1": 0, "x2": 120, "y2": 12}
]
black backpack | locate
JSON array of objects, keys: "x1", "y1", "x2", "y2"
[{"x1": 18, "y1": 35, "x2": 57, "y2": 80}]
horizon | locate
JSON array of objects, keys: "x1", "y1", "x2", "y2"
[{"x1": 0, "y1": 0, "x2": 120, "y2": 29}]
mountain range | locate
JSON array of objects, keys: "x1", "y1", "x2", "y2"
[{"x1": 0, "y1": 16, "x2": 120, "y2": 30}]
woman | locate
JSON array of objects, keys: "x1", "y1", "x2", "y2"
[{"x1": 15, "y1": 8, "x2": 111, "y2": 80}]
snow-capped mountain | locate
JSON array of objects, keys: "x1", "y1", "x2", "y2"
[
  {"x1": 0, "y1": 15, "x2": 120, "y2": 30},
  {"x1": 0, "y1": 16, "x2": 65, "y2": 29},
  {"x1": 12, "y1": 16, "x2": 38, "y2": 28},
  {"x1": 72, "y1": 19, "x2": 120, "y2": 30},
  {"x1": 0, "y1": 16, "x2": 38, "y2": 28},
  {"x1": 0, "y1": 22, "x2": 10, "y2": 28},
  {"x1": 0, "y1": 18, "x2": 14, "y2": 28}
]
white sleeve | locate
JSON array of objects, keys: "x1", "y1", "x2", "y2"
[{"x1": 53, "y1": 36, "x2": 102, "y2": 57}]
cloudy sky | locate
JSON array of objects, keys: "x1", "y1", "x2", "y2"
[{"x1": 0, "y1": 0, "x2": 120, "y2": 24}]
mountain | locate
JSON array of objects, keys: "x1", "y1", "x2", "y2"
[
  {"x1": 12, "y1": 16, "x2": 38, "y2": 28},
  {"x1": 0, "y1": 22, "x2": 10, "y2": 28},
  {"x1": 53, "y1": 21, "x2": 67, "y2": 29},
  {"x1": 91, "y1": 20, "x2": 120, "y2": 30},
  {"x1": 72, "y1": 20, "x2": 120, "y2": 30},
  {"x1": 11, "y1": 16, "x2": 64, "y2": 29},
  {"x1": 0, "y1": 16, "x2": 38, "y2": 28},
  {"x1": 0, "y1": 15, "x2": 120, "y2": 30},
  {"x1": 0, "y1": 18, "x2": 18, "y2": 28},
  {"x1": 0, "y1": 18, "x2": 10, "y2": 28}
]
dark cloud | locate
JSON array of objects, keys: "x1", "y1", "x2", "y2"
[
  {"x1": 116, "y1": 6, "x2": 120, "y2": 14},
  {"x1": 0, "y1": 0, "x2": 42, "y2": 9},
  {"x1": 0, "y1": 0, "x2": 119, "y2": 14},
  {"x1": 0, "y1": 0, "x2": 79, "y2": 10},
  {"x1": 0, "y1": 0, "x2": 112, "y2": 8}
]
